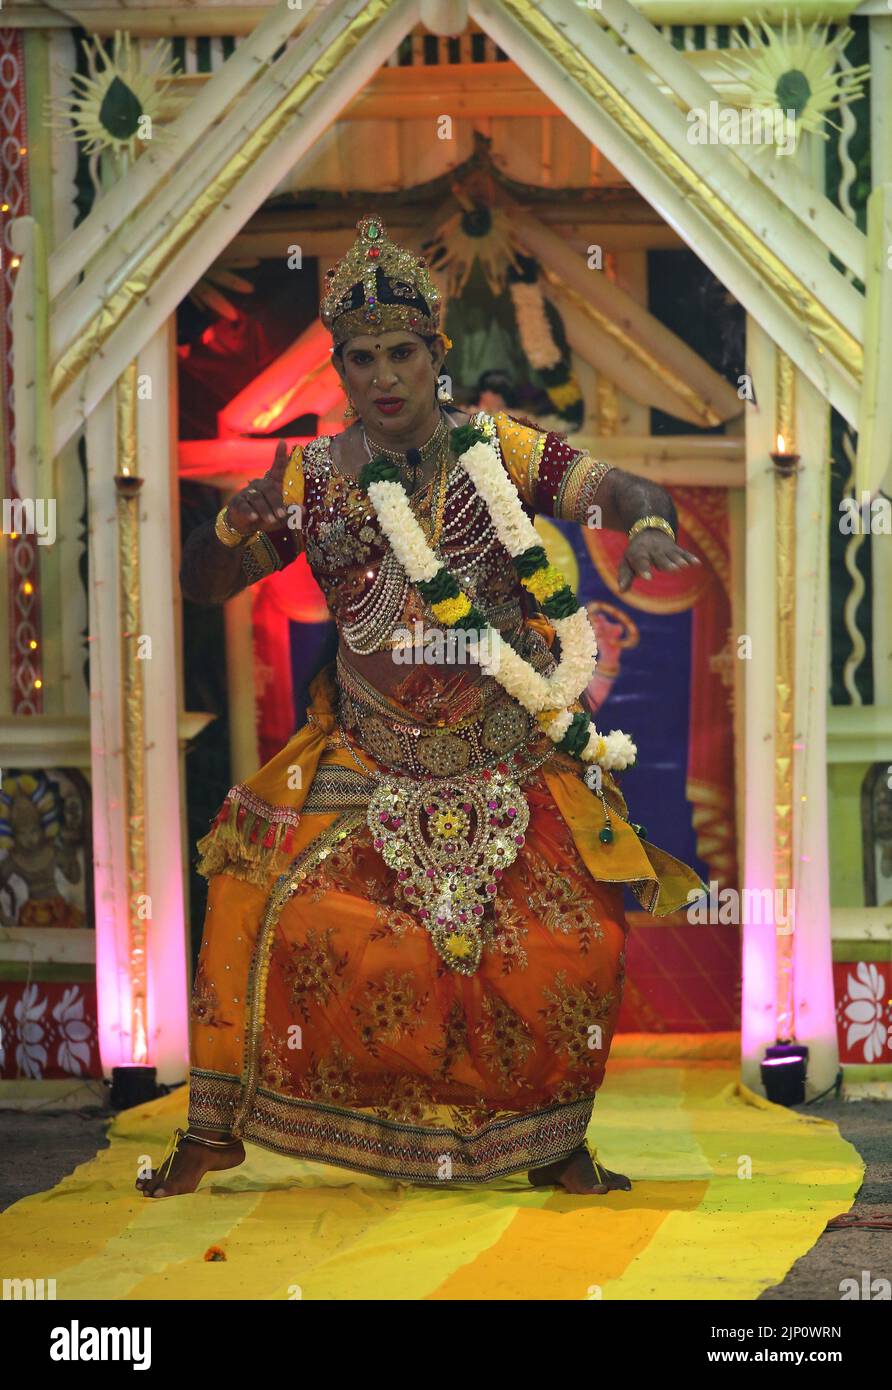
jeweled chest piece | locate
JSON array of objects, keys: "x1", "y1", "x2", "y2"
[{"x1": 367, "y1": 770, "x2": 530, "y2": 974}]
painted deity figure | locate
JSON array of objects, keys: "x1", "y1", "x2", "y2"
[{"x1": 0, "y1": 774, "x2": 83, "y2": 929}]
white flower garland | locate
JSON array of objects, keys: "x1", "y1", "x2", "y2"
[
  {"x1": 509, "y1": 278, "x2": 562, "y2": 371},
  {"x1": 365, "y1": 432, "x2": 637, "y2": 772},
  {"x1": 364, "y1": 480, "x2": 441, "y2": 583}
]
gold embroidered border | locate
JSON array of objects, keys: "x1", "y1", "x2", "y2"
[
  {"x1": 188, "y1": 1068, "x2": 242, "y2": 1135},
  {"x1": 527, "y1": 430, "x2": 547, "y2": 509},
  {"x1": 558, "y1": 454, "x2": 614, "y2": 524},
  {"x1": 301, "y1": 763, "x2": 373, "y2": 812},
  {"x1": 191, "y1": 1069, "x2": 593, "y2": 1184},
  {"x1": 232, "y1": 809, "x2": 367, "y2": 1135}
]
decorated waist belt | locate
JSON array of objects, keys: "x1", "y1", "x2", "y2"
[
  {"x1": 339, "y1": 683, "x2": 535, "y2": 778},
  {"x1": 335, "y1": 673, "x2": 551, "y2": 974}
]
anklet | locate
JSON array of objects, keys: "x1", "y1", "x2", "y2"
[
  {"x1": 182, "y1": 1129, "x2": 242, "y2": 1148},
  {"x1": 152, "y1": 1127, "x2": 242, "y2": 1185}
]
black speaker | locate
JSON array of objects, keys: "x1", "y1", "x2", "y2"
[
  {"x1": 760, "y1": 1043, "x2": 809, "y2": 1106},
  {"x1": 109, "y1": 1065, "x2": 158, "y2": 1111}
]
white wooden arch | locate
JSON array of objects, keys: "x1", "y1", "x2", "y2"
[
  {"x1": 10, "y1": 0, "x2": 891, "y2": 1090},
  {"x1": 22, "y1": 0, "x2": 886, "y2": 480}
]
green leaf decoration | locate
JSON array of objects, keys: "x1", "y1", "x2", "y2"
[
  {"x1": 513, "y1": 545, "x2": 548, "y2": 578},
  {"x1": 359, "y1": 456, "x2": 401, "y2": 489},
  {"x1": 775, "y1": 69, "x2": 811, "y2": 118},
  {"x1": 99, "y1": 75, "x2": 144, "y2": 140},
  {"x1": 449, "y1": 424, "x2": 487, "y2": 455},
  {"x1": 558, "y1": 711, "x2": 591, "y2": 758},
  {"x1": 451, "y1": 606, "x2": 488, "y2": 635},
  {"x1": 417, "y1": 568, "x2": 461, "y2": 603},
  {"x1": 542, "y1": 586, "x2": 579, "y2": 619}
]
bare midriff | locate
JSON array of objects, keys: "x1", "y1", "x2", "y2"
[{"x1": 337, "y1": 641, "x2": 498, "y2": 726}]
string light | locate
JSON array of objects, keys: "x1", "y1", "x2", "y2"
[{"x1": 4, "y1": 132, "x2": 40, "y2": 719}]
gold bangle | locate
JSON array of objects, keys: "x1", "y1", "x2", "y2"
[
  {"x1": 627, "y1": 514, "x2": 676, "y2": 544},
  {"x1": 215, "y1": 504, "x2": 251, "y2": 549}
]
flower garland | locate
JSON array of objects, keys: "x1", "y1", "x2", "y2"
[
  {"x1": 359, "y1": 423, "x2": 637, "y2": 772},
  {"x1": 508, "y1": 255, "x2": 583, "y2": 428}
]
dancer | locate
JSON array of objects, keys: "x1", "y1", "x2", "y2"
[{"x1": 140, "y1": 215, "x2": 705, "y2": 1199}]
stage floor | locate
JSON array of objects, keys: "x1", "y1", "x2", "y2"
[{"x1": 0, "y1": 1059, "x2": 871, "y2": 1301}]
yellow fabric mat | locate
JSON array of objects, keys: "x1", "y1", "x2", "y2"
[{"x1": 0, "y1": 1061, "x2": 861, "y2": 1301}]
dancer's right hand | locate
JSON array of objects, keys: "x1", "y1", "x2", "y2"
[{"x1": 224, "y1": 439, "x2": 293, "y2": 535}]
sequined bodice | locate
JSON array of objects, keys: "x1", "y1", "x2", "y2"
[
  {"x1": 302, "y1": 435, "x2": 526, "y2": 633},
  {"x1": 301, "y1": 421, "x2": 537, "y2": 722}
]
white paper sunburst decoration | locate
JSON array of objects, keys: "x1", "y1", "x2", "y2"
[
  {"x1": 48, "y1": 29, "x2": 180, "y2": 164},
  {"x1": 718, "y1": 12, "x2": 870, "y2": 153},
  {"x1": 427, "y1": 201, "x2": 521, "y2": 298}
]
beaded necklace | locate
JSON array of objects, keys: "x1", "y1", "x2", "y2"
[
  {"x1": 341, "y1": 427, "x2": 452, "y2": 656},
  {"x1": 361, "y1": 413, "x2": 448, "y2": 494}
]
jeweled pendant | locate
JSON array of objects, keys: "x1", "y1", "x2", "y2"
[
  {"x1": 583, "y1": 765, "x2": 602, "y2": 792},
  {"x1": 366, "y1": 771, "x2": 530, "y2": 974},
  {"x1": 430, "y1": 921, "x2": 483, "y2": 975}
]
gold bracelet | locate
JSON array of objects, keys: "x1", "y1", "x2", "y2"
[
  {"x1": 215, "y1": 505, "x2": 252, "y2": 549},
  {"x1": 627, "y1": 514, "x2": 676, "y2": 544}
]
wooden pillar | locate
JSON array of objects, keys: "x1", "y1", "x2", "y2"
[
  {"x1": 869, "y1": 10, "x2": 892, "y2": 703},
  {"x1": 134, "y1": 324, "x2": 190, "y2": 1082},
  {"x1": 87, "y1": 328, "x2": 189, "y2": 1085},
  {"x1": 85, "y1": 390, "x2": 131, "y2": 1075},
  {"x1": 790, "y1": 368, "x2": 837, "y2": 1092},
  {"x1": 741, "y1": 318, "x2": 838, "y2": 1095},
  {"x1": 740, "y1": 317, "x2": 778, "y2": 1088}
]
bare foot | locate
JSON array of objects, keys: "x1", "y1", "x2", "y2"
[
  {"x1": 528, "y1": 1145, "x2": 632, "y2": 1195},
  {"x1": 136, "y1": 1129, "x2": 245, "y2": 1198}
]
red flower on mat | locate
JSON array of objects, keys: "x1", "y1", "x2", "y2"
[{"x1": 203, "y1": 1246, "x2": 227, "y2": 1262}]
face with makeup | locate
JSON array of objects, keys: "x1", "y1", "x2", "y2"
[{"x1": 332, "y1": 330, "x2": 446, "y2": 445}]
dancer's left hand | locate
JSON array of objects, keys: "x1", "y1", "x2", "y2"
[{"x1": 617, "y1": 531, "x2": 701, "y2": 592}]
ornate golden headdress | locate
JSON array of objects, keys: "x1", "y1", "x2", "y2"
[{"x1": 320, "y1": 214, "x2": 442, "y2": 346}]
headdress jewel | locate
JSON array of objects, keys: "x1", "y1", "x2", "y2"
[{"x1": 320, "y1": 214, "x2": 442, "y2": 346}]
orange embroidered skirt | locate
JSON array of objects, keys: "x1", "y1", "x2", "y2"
[
  {"x1": 188, "y1": 771, "x2": 634, "y2": 1183},
  {"x1": 187, "y1": 666, "x2": 705, "y2": 1185}
]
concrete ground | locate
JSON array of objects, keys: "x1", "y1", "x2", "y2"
[
  {"x1": 759, "y1": 1098, "x2": 891, "y2": 1301},
  {"x1": 0, "y1": 1100, "x2": 888, "y2": 1299}
]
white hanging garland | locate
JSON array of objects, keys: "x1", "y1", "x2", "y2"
[{"x1": 360, "y1": 424, "x2": 637, "y2": 772}]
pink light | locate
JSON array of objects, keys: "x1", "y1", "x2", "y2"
[
  {"x1": 741, "y1": 826, "x2": 778, "y2": 1065},
  {"x1": 178, "y1": 437, "x2": 313, "y2": 481}
]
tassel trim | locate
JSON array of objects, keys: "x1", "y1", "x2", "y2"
[{"x1": 196, "y1": 786, "x2": 301, "y2": 888}]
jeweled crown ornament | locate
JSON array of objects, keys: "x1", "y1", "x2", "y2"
[{"x1": 321, "y1": 214, "x2": 442, "y2": 346}]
